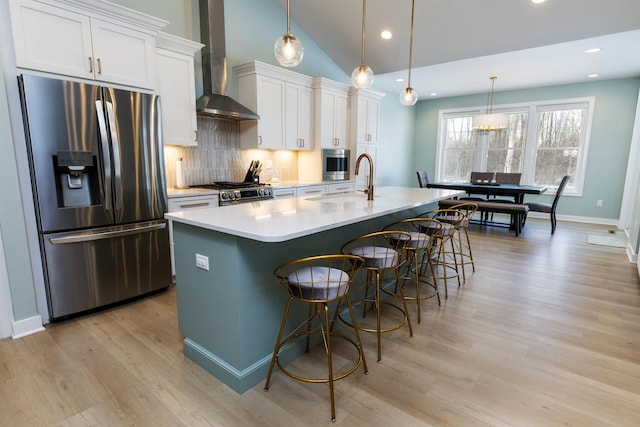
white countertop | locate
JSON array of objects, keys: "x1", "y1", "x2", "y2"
[
  {"x1": 166, "y1": 186, "x2": 462, "y2": 242},
  {"x1": 167, "y1": 187, "x2": 218, "y2": 198}
]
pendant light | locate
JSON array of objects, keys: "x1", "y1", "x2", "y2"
[
  {"x1": 274, "y1": 0, "x2": 304, "y2": 67},
  {"x1": 472, "y1": 77, "x2": 508, "y2": 130},
  {"x1": 399, "y1": 0, "x2": 418, "y2": 106},
  {"x1": 351, "y1": 0, "x2": 374, "y2": 89}
]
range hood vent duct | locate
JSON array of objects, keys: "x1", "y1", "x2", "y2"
[{"x1": 196, "y1": 0, "x2": 258, "y2": 121}]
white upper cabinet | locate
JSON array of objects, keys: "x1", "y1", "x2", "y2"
[
  {"x1": 349, "y1": 88, "x2": 384, "y2": 145},
  {"x1": 285, "y1": 82, "x2": 313, "y2": 151},
  {"x1": 238, "y1": 72, "x2": 286, "y2": 149},
  {"x1": 235, "y1": 61, "x2": 313, "y2": 151},
  {"x1": 9, "y1": 0, "x2": 166, "y2": 90},
  {"x1": 156, "y1": 33, "x2": 203, "y2": 146},
  {"x1": 313, "y1": 78, "x2": 350, "y2": 149}
]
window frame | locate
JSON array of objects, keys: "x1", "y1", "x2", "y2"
[{"x1": 435, "y1": 97, "x2": 595, "y2": 196}]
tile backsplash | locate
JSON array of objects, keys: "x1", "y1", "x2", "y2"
[{"x1": 164, "y1": 117, "x2": 299, "y2": 188}]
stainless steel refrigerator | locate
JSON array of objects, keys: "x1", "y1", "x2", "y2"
[{"x1": 18, "y1": 74, "x2": 171, "y2": 320}]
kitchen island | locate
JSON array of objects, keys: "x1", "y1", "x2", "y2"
[{"x1": 166, "y1": 186, "x2": 462, "y2": 393}]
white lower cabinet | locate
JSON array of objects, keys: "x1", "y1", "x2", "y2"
[
  {"x1": 273, "y1": 187, "x2": 297, "y2": 199},
  {"x1": 327, "y1": 182, "x2": 355, "y2": 194},
  {"x1": 296, "y1": 185, "x2": 327, "y2": 197},
  {"x1": 167, "y1": 195, "x2": 218, "y2": 278}
]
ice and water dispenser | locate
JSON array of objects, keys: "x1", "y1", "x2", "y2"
[{"x1": 54, "y1": 151, "x2": 100, "y2": 207}]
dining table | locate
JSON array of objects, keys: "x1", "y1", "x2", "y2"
[{"x1": 426, "y1": 181, "x2": 548, "y2": 203}]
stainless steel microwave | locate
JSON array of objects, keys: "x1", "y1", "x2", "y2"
[{"x1": 322, "y1": 149, "x2": 350, "y2": 181}]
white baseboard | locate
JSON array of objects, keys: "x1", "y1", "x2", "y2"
[
  {"x1": 12, "y1": 315, "x2": 45, "y2": 339},
  {"x1": 526, "y1": 212, "x2": 620, "y2": 227}
]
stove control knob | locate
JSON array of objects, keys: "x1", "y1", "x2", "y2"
[{"x1": 220, "y1": 191, "x2": 229, "y2": 200}]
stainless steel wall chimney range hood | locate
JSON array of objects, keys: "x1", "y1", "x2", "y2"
[{"x1": 196, "y1": 0, "x2": 259, "y2": 120}]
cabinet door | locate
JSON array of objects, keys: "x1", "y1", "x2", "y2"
[
  {"x1": 255, "y1": 75, "x2": 285, "y2": 149},
  {"x1": 358, "y1": 97, "x2": 379, "y2": 144},
  {"x1": 10, "y1": 0, "x2": 94, "y2": 79},
  {"x1": 334, "y1": 93, "x2": 349, "y2": 148},
  {"x1": 157, "y1": 48, "x2": 198, "y2": 146},
  {"x1": 285, "y1": 83, "x2": 313, "y2": 151},
  {"x1": 319, "y1": 91, "x2": 348, "y2": 149},
  {"x1": 90, "y1": 18, "x2": 156, "y2": 89}
]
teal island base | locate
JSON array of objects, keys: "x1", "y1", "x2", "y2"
[{"x1": 172, "y1": 204, "x2": 435, "y2": 393}]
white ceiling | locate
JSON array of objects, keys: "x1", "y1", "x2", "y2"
[{"x1": 272, "y1": 0, "x2": 640, "y2": 99}]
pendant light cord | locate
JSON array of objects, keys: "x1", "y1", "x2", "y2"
[
  {"x1": 489, "y1": 76, "x2": 497, "y2": 114},
  {"x1": 286, "y1": 0, "x2": 291, "y2": 35},
  {"x1": 407, "y1": 0, "x2": 415, "y2": 87},
  {"x1": 360, "y1": 0, "x2": 367, "y2": 66}
]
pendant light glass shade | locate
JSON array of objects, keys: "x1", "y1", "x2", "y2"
[
  {"x1": 351, "y1": 0, "x2": 374, "y2": 89},
  {"x1": 400, "y1": 87, "x2": 418, "y2": 105},
  {"x1": 472, "y1": 77, "x2": 507, "y2": 131},
  {"x1": 352, "y1": 65, "x2": 374, "y2": 89},
  {"x1": 274, "y1": 0, "x2": 303, "y2": 67},
  {"x1": 400, "y1": 0, "x2": 418, "y2": 106}
]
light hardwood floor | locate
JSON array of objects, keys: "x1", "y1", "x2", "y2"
[{"x1": 1, "y1": 218, "x2": 639, "y2": 426}]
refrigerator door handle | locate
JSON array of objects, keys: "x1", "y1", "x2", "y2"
[
  {"x1": 49, "y1": 222, "x2": 166, "y2": 245},
  {"x1": 95, "y1": 99, "x2": 113, "y2": 215},
  {"x1": 104, "y1": 99, "x2": 123, "y2": 216}
]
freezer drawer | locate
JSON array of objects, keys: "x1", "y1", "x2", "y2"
[{"x1": 42, "y1": 221, "x2": 171, "y2": 319}]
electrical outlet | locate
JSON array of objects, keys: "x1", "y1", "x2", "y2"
[
  {"x1": 195, "y1": 253, "x2": 209, "y2": 271},
  {"x1": 596, "y1": 199, "x2": 603, "y2": 207}
]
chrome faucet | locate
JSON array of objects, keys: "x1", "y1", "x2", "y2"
[{"x1": 355, "y1": 153, "x2": 374, "y2": 201}]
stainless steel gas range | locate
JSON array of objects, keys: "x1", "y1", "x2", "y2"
[{"x1": 191, "y1": 182, "x2": 274, "y2": 206}]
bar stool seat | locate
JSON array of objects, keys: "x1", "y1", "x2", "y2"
[
  {"x1": 340, "y1": 231, "x2": 414, "y2": 362},
  {"x1": 264, "y1": 254, "x2": 367, "y2": 422}
]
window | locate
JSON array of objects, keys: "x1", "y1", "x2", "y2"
[{"x1": 436, "y1": 97, "x2": 593, "y2": 195}]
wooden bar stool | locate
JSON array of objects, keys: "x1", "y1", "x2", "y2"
[
  {"x1": 264, "y1": 254, "x2": 367, "y2": 422},
  {"x1": 340, "y1": 231, "x2": 414, "y2": 362},
  {"x1": 383, "y1": 218, "x2": 443, "y2": 324}
]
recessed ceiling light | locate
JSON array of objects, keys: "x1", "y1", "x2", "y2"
[
  {"x1": 585, "y1": 47, "x2": 602, "y2": 54},
  {"x1": 588, "y1": 74, "x2": 599, "y2": 78},
  {"x1": 429, "y1": 92, "x2": 438, "y2": 97},
  {"x1": 381, "y1": 30, "x2": 392, "y2": 40},
  {"x1": 395, "y1": 78, "x2": 405, "y2": 83},
  {"x1": 531, "y1": 0, "x2": 546, "y2": 4}
]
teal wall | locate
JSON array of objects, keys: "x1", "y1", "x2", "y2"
[{"x1": 413, "y1": 78, "x2": 640, "y2": 220}]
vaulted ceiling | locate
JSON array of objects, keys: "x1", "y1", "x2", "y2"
[{"x1": 272, "y1": 0, "x2": 640, "y2": 99}]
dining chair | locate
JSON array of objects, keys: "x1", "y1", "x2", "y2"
[
  {"x1": 523, "y1": 175, "x2": 570, "y2": 234},
  {"x1": 487, "y1": 172, "x2": 522, "y2": 220},
  {"x1": 416, "y1": 171, "x2": 429, "y2": 188}
]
